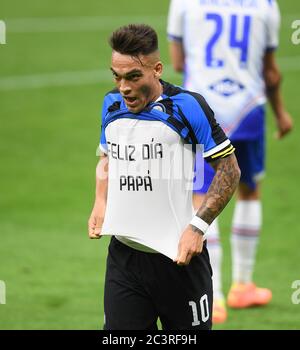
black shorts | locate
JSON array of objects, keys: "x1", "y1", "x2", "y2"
[{"x1": 103, "y1": 236, "x2": 213, "y2": 330}]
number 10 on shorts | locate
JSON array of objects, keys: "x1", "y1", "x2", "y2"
[{"x1": 189, "y1": 294, "x2": 210, "y2": 326}]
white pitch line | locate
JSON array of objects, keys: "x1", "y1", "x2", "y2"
[
  {"x1": 0, "y1": 57, "x2": 299, "y2": 91},
  {"x1": 3, "y1": 13, "x2": 299, "y2": 33},
  {"x1": 0, "y1": 65, "x2": 180, "y2": 91},
  {"x1": 0, "y1": 69, "x2": 111, "y2": 90},
  {"x1": 6, "y1": 16, "x2": 166, "y2": 33}
]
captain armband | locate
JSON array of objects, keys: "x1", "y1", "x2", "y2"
[{"x1": 205, "y1": 144, "x2": 235, "y2": 163}]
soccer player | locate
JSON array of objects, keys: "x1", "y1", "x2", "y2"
[
  {"x1": 167, "y1": 0, "x2": 293, "y2": 324},
  {"x1": 88, "y1": 24, "x2": 240, "y2": 330}
]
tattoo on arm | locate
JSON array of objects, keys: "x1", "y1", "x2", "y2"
[{"x1": 196, "y1": 154, "x2": 240, "y2": 224}]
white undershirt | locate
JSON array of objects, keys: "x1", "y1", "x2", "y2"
[{"x1": 101, "y1": 117, "x2": 195, "y2": 260}]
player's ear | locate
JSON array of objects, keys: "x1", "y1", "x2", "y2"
[{"x1": 154, "y1": 61, "x2": 163, "y2": 79}]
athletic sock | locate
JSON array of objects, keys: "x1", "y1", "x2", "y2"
[
  {"x1": 231, "y1": 200, "x2": 262, "y2": 284},
  {"x1": 206, "y1": 218, "x2": 224, "y2": 301}
]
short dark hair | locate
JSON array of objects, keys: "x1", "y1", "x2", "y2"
[{"x1": 109, "y1": 24, "x2": 158, "y2": 56}]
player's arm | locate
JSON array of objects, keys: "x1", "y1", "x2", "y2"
[
  {"x1": 175, "y1": 92, "x2": 240, "y2": 265},
  {"x1": 186, "y1": 93, "x2": 241, "y2": 223},
  {"x1": 195, "y1": 154, "x2": 240, "y2": 225},
  {"x1": 263, "y1": 0, "x2": 292, "y2": 140},
  {"x1": 167, "y1": 0, "x2": 185, "y2": 72},
  {"x1": 263, "y1": 51, "x2": 293, "y2": 139},
  {"x1": 169, "y1": 40, "x2": 185, "y2": 72},
  {"x1": 88, "y1": 153, "x2": 108, "y2": 239},
  {"x1": 175, "y1": 153, "x2": 240, "y2": 266}
]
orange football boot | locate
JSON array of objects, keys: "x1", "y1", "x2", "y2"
[
  {"x1": 212, "y1": 299, "x2": 227, "y2": 324},
  {"x1": 227, "y1": 283, "x2": 272, "y2": 309}
]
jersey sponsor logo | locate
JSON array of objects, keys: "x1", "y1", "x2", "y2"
[{"x1": 209, "y1": 78, "x2": 244, "y2": 97}]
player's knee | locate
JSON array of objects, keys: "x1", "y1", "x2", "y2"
[{"x1": 238, "y1": 183, "x2": 260, "y2": 200}]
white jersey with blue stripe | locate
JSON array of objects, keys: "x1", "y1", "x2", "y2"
[
  {"x1": 99, "y1": 81, "x2": 233, "y2": 259},
  {"x1": 167, "y1": 0, "x2": 280, "y2": 139}
]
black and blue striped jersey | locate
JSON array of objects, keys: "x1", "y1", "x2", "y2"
[
  {"x1": 100, "y1": 80, "x2": 234, "y2": 162},
  {"x1": 99, "y1": 80, "x2": 234, "y2": 259}
]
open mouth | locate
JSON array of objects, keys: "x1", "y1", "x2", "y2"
[{"x1": 124, "y1": 96, "x2": 138, "y2": 105}]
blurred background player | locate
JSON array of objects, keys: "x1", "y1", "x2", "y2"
[{"x1": 167, "y1": 0, "x2": 293, "y2": 324}]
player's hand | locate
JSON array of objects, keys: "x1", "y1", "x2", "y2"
[
  {"x1": 275, "y1": 110, "x2": 293, "y2": 139},
  {"x1": 174, "y1": 225, "x2": 204, "y2": 266},
  {"x1": 88, "y1": 206, "x2": 104, "y2": 239}
]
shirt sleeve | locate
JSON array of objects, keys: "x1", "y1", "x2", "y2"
[
  {"x1": 167, "y1": 0, "x2": 185, "y2": 42},
  {"x1": 176, "y1": 93, "x2": 235, "y2": 163},
  {"x1": 265, "y1": 0, "x2": 281, "y2": 51}
]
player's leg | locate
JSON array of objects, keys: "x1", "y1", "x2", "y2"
[
  {"x1": 228, "y1": 139, "x2": 272, "y2": 308},
  {"x1": 193, "y1": 160, "x2": 226, "y2": 324},
  {"x1": 231, "y1": 182, "x2": 261, "y2": 285},
  {"x1": 103, "y1": 237, "x2": 158, "y2": 330},
  {"x1": 150, "y1": 244, "x2": 213, "y2": 330}
]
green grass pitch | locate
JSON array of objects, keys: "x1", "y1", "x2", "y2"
[{"x1": 0, "y1": 0, "x2": 300, "y2": 330}]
